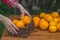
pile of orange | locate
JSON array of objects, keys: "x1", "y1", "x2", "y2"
[
  {"x1": 13, "y1": 15, "x2": 31, "y2": 28},
  {"x1": 12, "y1": 11, "x2": 60, "y2": 33},
  {"x1": 33, "y1": 11, "x2": 60, "y2": 33}
]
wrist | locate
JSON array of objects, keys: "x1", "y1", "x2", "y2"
[
  {"x1": 17, "y1": 3, "x2": 24, "y2": 9},
  {"x1": 0, "y1": 14, "x2": 6, "y2": 21}
]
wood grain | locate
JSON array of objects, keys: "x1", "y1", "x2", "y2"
[{"x1": 1, "y1": 29, "x2": 60, "y2": 40}]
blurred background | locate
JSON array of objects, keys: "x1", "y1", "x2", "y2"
[{"x1": 0, "y1": 0, "x2": 60, "y2": 38}]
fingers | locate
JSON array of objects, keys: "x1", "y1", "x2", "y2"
[
  {"x1": 6, "y1": 21, "x2": 18, "y2": 34},
  {"x1": 6, "y1": 25, "x2": 15, "y2": 34},
  {"x1": 3, "y1": 19, "x2": 18, "y2": 34},
  {"x1": 18, "y1": 4, "x2": 32, "y2": 19},
  {"x1": 24, "y1": 9, "x2": 32, "y2": 19},
  {"x1": 3, "y1": 21, "x2": 15, "y2": 34},
  {"x1": 25, "y1": 11, "x2": 32, "y2": 19},
  {"x1": 8, "y1": 23, "x2": 17, "y2": 34},
  {"x1": 0, "y1": 15, "x2": 19, "y2": 34},
  {"x1": 11, "y1": 22, "x2": 19, "y2": 30},
  {"x1": 6, "y1": 18, "x2": 19, "y2": 30},
  {"x1": 21, "y1": 13, "x2": 24, "y2": 19},
  {"x1": 20, "y1": 7, "x2": 32, "y2": 19},
  {"x1": 20, "y1": 8, "x2": 25, "y2": 19}
]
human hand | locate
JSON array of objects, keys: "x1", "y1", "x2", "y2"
[
  {"x1": 0, "y1": 14, "x2": 19, "y2": 34},
  {"x1": 17, "y1": 4, "x2": 32, "y2": 19}
]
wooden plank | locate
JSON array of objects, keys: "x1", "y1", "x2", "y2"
[
  {"x1": 9, "y1": 15, "x2": 20, "y2": 20},
  {"x1": 9, "y1": 15, "x2": 39, "y2": 20},
  {"x1": 1, "y1": 29, "x2": 60, "y2": 40}
]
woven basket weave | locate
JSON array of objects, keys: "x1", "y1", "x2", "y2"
[{"x1": 8, "y1": 15, "x2": 34, "y2": 38}]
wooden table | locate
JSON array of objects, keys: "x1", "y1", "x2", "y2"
[
  {"x1": 1, "y1": 15, "x2": 60, "y2": 40},
  {"x1": 1, "y1": 29, "x2": 60, "y2": 40}
]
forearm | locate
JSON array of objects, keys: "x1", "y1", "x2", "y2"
[
  {"x1": 2, "y1": 0, "x2": 24, "y2": 10},
  {"x1": 2, "y1": 0, "x2": 31, "y2": 19}
]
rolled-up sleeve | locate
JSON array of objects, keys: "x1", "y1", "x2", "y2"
[{"x1": 2, "y1": 0, "x2": 18, "y2": 8}]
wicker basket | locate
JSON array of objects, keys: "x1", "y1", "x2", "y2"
[{"x1": 8, "y1": 15, "x2": 34, "y2": 38}]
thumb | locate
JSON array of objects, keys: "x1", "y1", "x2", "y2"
[{"x1": 21, "y1": 13, "x2": 24, "y2": 20}]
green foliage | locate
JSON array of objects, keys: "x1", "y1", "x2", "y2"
[
  {"x1": 0, "y1": 1, "x2": 14, "y2": 38},
  {"x1": 0, "y1": 22, "x2": 5, "y2": 38},
  {"x1": 0, "y1": 1, "x2": 14, "y2": 16}
]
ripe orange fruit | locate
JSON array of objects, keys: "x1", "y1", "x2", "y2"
[
  {"x1": 39, "y1": 19, "x2": 48, "y2": 30},
  {"x1": 16, "y1": 20, "x2": 25, "y2": 28},
  {"x1": 44, "y1": 14, "x2": 53, "y2": 22},
  {"x1": 13, "y1": 19, "x2": 19, "y2": 24},
  {"x1": 49, "y1": 21, "x2": 57, "y2": 26},
  {"x1": 57, "y1": 23, "x2": 60, "y2": 31},
  {"x1": 49, "y1": 26, "x2": 57, "y2": 33},
  {"x1": 23, "y1": 16, "x2": 31, "y2": 25},
  {"x1": 33, "y1": 16, "x2": 40, "y2": 28},
  {"x1": 51, "y1": 12, "x2": 59, "y2": 18},
  {"x1": 53, "y1": 18, "x2": 59, "y2": 23},
  {"x1": 58, "y1": 17, "x2": 60, "y2": 22},
  {"x1": 40, "y1": 12, "x2": 46, "y2": 18}
]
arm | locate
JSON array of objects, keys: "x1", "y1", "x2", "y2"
[
  {"x1": 2, "y1": 0, "x2": 18, "y2": 8},
  {"x1": 2, "y1": 0, "x2": 31, "y2": 19},
  {"x1": 0, "y1": 14, "x2": 19, "y2": 34}
]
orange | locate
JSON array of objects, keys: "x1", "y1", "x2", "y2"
[
  {"x1": 16, "y1": 20, "x2": 25, "y2": 28},
  {"x1": 23, "y1": 16, "x2": 31, "y2": 25},
  {"x1": 40, "y1": 12, "x2": 46, "y2": 18},
  {"x1": 49, "y1": 21, "x2": 57, "y2": 26},
  {"x1": 53, "y1": 18, "x2": 59, "y2": 23},
  {"x1": 44, "y1": 14, "x2": 53, "y2": 22},
  {"x1": 51, "y1": 12, "x2": 59, "y2": 18},
  {"x1": 57, "y1": 23, "x2": 60, "y2": 31},
  {"x1": 33, "y1": 16, "x2": 40, "y2": 28},
  {"x1": 49, "y1": 26, "x2": 57, "y2": 33},
  {"x1": 13, "y1": 19, "x2": 19, "y2": 24},
  {"x1": 39, "y1": 19, "x2": 48, "y2": 30},
  {"x1": 58, "y1": 17, "x2": 60, "y2": 22}
]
